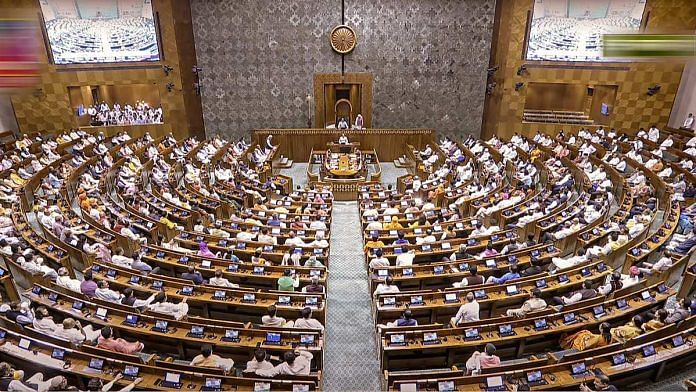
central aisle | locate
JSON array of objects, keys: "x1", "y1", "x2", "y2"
[{"x1": 323, "y1": 201, "x2": 381, "y2": 391}]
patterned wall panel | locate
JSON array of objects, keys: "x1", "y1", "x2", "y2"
[
  {"x1": 191, "y1": 0, "x2": 496, "y2": 139},
  {"x1": 6, "y1": 0, "x2": 202, "y2": 139},
  {"x1": 482, "y1": 0, "x2": 696, "y2": 140},
  {"x1": 344, "y1": 0, "x2": 496, "y2": 138},
  {"x1": 191, "y1": 0, "x2": 339, "y2": 139}
]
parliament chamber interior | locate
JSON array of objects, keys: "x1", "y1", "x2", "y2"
[{"x1": 0, "y1": 0, "x2": 696, "y2": 391}]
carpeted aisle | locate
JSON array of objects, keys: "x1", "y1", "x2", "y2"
[{"x1": 323, "y1": 201, "x2": 382, "y2": 391}]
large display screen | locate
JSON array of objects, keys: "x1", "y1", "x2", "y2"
[
  {"x1": 39, "y1": 0, "x2": 160, "y2": 65},
  {"x1": 526, "y1": 0, "x2": 647, "y2": 62}
]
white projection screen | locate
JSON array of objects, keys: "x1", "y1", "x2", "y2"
[
  {"x1": 39, "y1": 0, "x2": 161, "y2": 65},
  {"x1": 526, "y1": 0, "x2": 647, "y2": 62}
]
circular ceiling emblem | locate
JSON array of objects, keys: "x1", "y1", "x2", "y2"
[{"x1": 330, "y1": 25, "x2": 357, "y2": 54}]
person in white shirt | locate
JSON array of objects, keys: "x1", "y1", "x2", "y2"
[
  {"x1": 506, "y1": 288, "x2": 547, "y2": 317},
  {"x1": 148, "y1": 293, "x2": 189, "y2": 320},
  {"x1": 209, "y1": 270, "x2": 239, "y2": 288},
  {"x1": 647, "y1": 125, "x2": 660, "y2": 142},
  {"x1": 365, "y1": 219, "x2": 383, "y2": 231},
  {"x1": 285, "y1": 231, "x2": 309, "y2": 247},
  {"x1": 236, "y1": 227, "x2": 256, "y2": 241},
  {"x1": 550, "y1": 248, "x2": 587, "y2": 272},
  {"x1": 383, "y1": 203, "x2": 400, "y2": 215},
  {"x1": 637, "y1": 252, "x2": 673, "y2": 275},
  {"x1": 257, "y1": 228, "x2": 277, "y2": 245},
  {"x1": 451, "y1": 292, "x2": 480, "y2": 325},
  {"x1": 256, "y1": 348, "x2": 313, "y2": 377},
  {"x1": 309, "y1": 218, "x2": 327, "y2": 231},
  {"x1": 308, "y1": 233, "x2": 329, "y2": 248},
  {"x1": 415, "y1": 229, "x2": 437, "y2": 245},
  {"x1": 686, "y1": 135, "x2": 696, "y2": 147},
  {"x1": 369, "y1": 249, "x2": 390, "y2": 269},
  {"x1": 261, "y1": 305, "x2": 294, "y2": 327},
  {"x1": 374, "y1": 276, "x2": 400, "y2": 296},
  {"x1": 94, "y1": 281, "x2": 123, "y2": 303},
  {"x1": 55, "y1": 267, "x2": 82, "y2": 292},
  {"x1": 245, "y1": 349, "x2": 275, "y2": 373},
  {"x1": 54, "y1": 318, "x2": 100, "y2": 344},
  {"x1": 396, "y1": 249, "x2": 416, "y2": 266},
  {"x1": 294, "y1": 307, "x2": 324, "y2": 331},
  {"x1": 684, "y1": 113, "x2": 694, "y2": 130},
  {"x1": 32, "y1": 307, "x2": 57, "y2": 335}
]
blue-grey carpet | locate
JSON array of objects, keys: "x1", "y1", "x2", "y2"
[{"x1": 323, "y1": 201, "x2": 382, "y2": 391}]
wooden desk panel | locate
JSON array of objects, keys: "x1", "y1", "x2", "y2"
[{"x1": 252, "y1": 129, "x2": 436, "y2": 162}]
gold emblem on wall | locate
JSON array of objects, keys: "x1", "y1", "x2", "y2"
[{"x1": 330, "y1": 25, "x2": 357, "y2": 54}]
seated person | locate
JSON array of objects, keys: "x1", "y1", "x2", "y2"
[
  {"x1": 369, "y1": 249, "x2": 390, "y2": 269},
  {"x1": 94, "y1": 280, "x2": 123, "y2": 303},
  {"x1": 181, "y1": 266, "x2": 204, "y2": 285},
  {"x1": 32, "y1": 306, "x2": 57, "y2": 335},
  {"x1": 550, "y1": 248, "x2": 587, "y2": 272},
  {"x1": 373, "y1": 276, "x2": 400, "y2": 296},
  {"x1": 244, "y1": 349, "x2": 274, "y2": 373},
  {"x1": 665, "y1": 298, "x2": 691, "y2": 323},
  {"x1": 303, "y1": 276, "x2": 325, "y2": 293},
  {"x1": 643, "y1": 309, "x2": 668, "y2": 332},
  {"x1": 190, "y1": 345, "x2": 234, "y2": 372},
  {"x1": 610, "y1": 315, "x2": 644, "y2": 343},
  {"x1": 262, "y1": 305, "x2": 294, "y2": 327},
  {"x1": 55, "y1": 318, "x2": 100, "y2": 344},
  {"x1": 560, "y1": 322, "x2": 611, "y2": 351},
  {"x1": 485, "y1": 265, "x2": 519, "y2": 284},
  {"x1": 451, "y1": 292, "x2": 480, "y2": 325},
  {"x1": 97, "y1": 326, "x2": 144, "y2": 354},
  {"x1": 506, "y1": 288, "x2": 546, "y2": 317},
  {"x1": 209, "y1": 269, "x2": 239, "y2": 288},
  {"x1": 277, "y1": 269, "x2": 300, "y2": 291},
  {"x1": 553, "y1": 281, "x2": 597, "y2": 306},
  {"x1": 383, "y1": 310, "x2": 417, "y2": 328},
  {"x1": 148, "y1": 293, "x2": 189, "y2": 320},
  {"x1": 453, "y1": 265, "x2": 484, "y2": 288},
  {"x1": 294, "y1": 307, "x2": 324, "y2": 331},
  {"x1": 256, "y1": 348, "x2": 314, "y2": 377},
  {"x1": 465, "y1": 343, "x2": 500, "y2": 374},
  {"x1": 55, "y1": 267, "x2": 81, "y2": 292}
]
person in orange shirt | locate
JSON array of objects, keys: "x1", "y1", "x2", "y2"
[{"x1": 364, "y1": 234, "x2": 385, "y2": 254}]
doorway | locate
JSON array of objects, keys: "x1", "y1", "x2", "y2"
[{"x1": 313, "y1": 73, "x2": 373, "y2": 128}]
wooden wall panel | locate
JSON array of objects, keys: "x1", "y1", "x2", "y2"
[
  {"x1": 483, "y1": 0, "x2": 696, "y2": 140},
  {"x1": 524, "y1": 83, "x2": 588, "y2": 112}
]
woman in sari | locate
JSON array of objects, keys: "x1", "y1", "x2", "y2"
[
  {"x1": 560, "y1": 322, "x2": 611, "y2": 351},
  {"x1": 198, "y1": 241, "x2": 215, "y2": 258},
  {"x1": 642, "y1": 309, "x2": 667, "y2": 332},
  {"x1": 610, "y1": 315, "x2": 644, "y2": 343}
]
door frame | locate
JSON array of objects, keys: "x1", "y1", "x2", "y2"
[{"x1": 313, "y1": 73, "x2": 373, "y2": 128}]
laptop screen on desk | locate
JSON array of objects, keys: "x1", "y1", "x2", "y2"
[
  {"x1": 437, "y1": 381, "x2": 455, "y2": 392},
  {"x1": 423, "y1": 332, "x2": 438, "y2": 343},
  {"x1": 266, "y1": 332, "x2": 281, "y2": 343},
  {"x1": 526, "y1": 370, "x2": 542, "y2": 382},
  {"x1": 571, "y1": 362, "x2": 586, "y2": 375},
  {"x1": 486, "y1": 376, "x2": 504, "y2": 388}
]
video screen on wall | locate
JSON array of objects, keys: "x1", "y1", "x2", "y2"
[
  {"x1": 526, "y1": 0, "x2": 647, "y2": 62},
  {"x1": 39, "y1": 0, "x2": 160, "y2": 65}
]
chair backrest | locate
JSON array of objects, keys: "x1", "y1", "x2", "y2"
[{"x1": 335, "y1": 99, "x2": 352, "y2": 125}]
